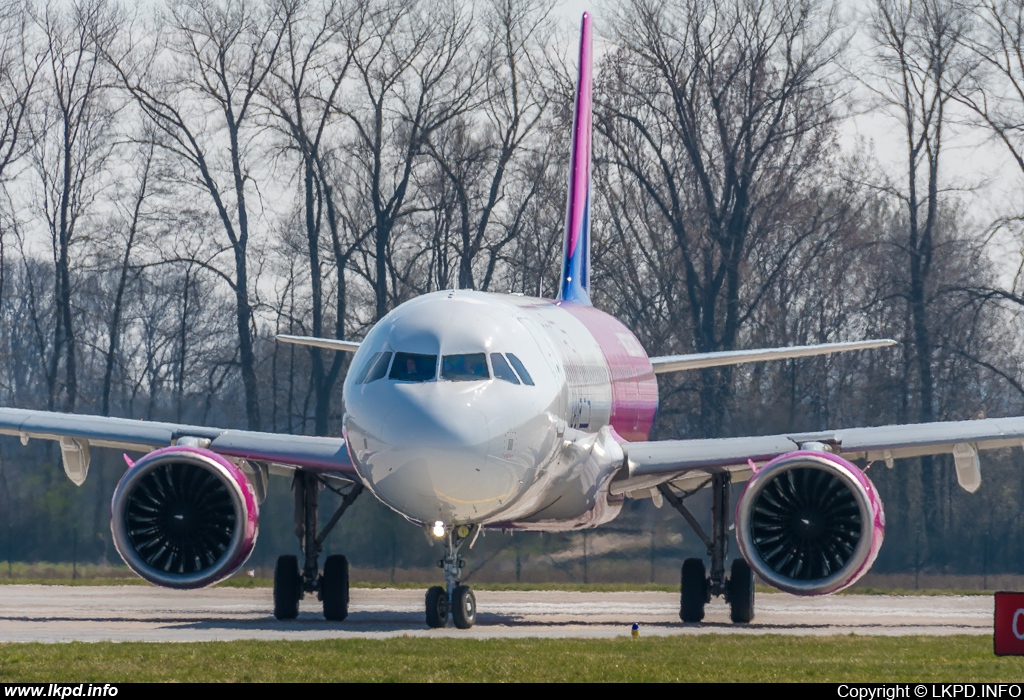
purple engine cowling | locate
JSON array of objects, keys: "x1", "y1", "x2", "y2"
[
  {"x1": 734, "y1": 450, "x2": 884, "y2": 596},
  {"x1": 110, "y1": 446, "x2": 259, "y2": 589}
]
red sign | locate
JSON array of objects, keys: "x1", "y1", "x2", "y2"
[{"x1": 993, "y1": 592, "x2": 1024, "y2": 655}]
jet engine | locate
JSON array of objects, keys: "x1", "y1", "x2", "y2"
[
  {"x1": 734, "y1": 450, "x2": 884, "y2": 595},
  {"x1": 110, "y1": 446, "x2": 259, "y2": 589}
]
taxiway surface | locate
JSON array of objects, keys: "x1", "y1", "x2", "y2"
[{"x1": 0, "y1": 585, "x2": 994, "y2": 642}]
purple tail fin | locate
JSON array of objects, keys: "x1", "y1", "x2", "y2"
[{"x1": 557, "y1": 12, "x2": 593, "y2": 305}]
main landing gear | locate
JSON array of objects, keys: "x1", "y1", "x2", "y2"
[
  {"x1": 425, "y1": 525, "x2": 477, "y2": 629},
  {"x1": 273, "y1": 472, "x2": 363, "y2": 621},
  {"x1": 659, "y1": 472, "x2": 755, "y2": 624}
]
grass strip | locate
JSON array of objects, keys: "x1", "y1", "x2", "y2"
[{"x1": 0, "y1": 636, "x2": 1022, "y2": 682}]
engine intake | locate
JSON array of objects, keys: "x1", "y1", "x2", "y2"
[
  {"x1": 735, "y1": 451, "x2": 884, "y2": 595},
  {"x1": 111, "y1": 446, "x2": 259, "y2": 589}
]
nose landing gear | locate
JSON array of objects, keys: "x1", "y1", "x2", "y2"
[
  {"x1": 425, "y1": 585, "x2": 449, "y2": 628},
  {"x1": 425, "y1": 525, "x2": 478, "y2": 629},
  {"x1": 452, "y1": 585, "x2": 477, "y2": 628}
]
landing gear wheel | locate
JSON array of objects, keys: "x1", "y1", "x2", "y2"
[
  {"x1": 728, "y1": 558, "x2": 755, "y2": 623},
  {"x1": 425, "y1": 585, "x2": 449, "y2": 628},
  {"x1": 274, "y1": 555, "x2": 301, "y2": 620},
  {"x1": 680, "y1": 558, "x2": 708, "y2": 622},
  {"x1": 321, "y1": 554, "x2": 349, "y2": 621},
  {"x1": 451, "y1": 585, "x2": 476, "y2": 629}
]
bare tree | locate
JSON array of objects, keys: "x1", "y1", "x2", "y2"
[
  {"x1": 0, "y1": 2, "x2": 41, "y2": 396},
  {"x1": 960, "y1": 1, "x2": 1024, "y2": 176},
  {"x1": 262, "y1": 0, "x2": 370, "y2": 435},
  {"x1": 29, "y1": 0, "x2": 119, "y2": 412},
  {"x1": 867, "y1": 0, "x2": 974, "y2": 425},
  {"x1": 421, "y1": 0, "x2": 553, "y2": 292},
  {"x1": 864, "y1": 0, "x2": 980, "y2": 553},
  {"x1": 97, "y1": 136, "x2": 159, "y2": 418},
  {"x1": 0, "y1": 1, "x2": 40, "y2": 186},
  {"x1": 953, "y1": 0, "x2": 1024, "y2": 340},
  {"x1": 339, "y1": 0, "x2": 480, "y2": 320},
  {"x1": 109, "y1": 0, "x2": 287, "y2": 430},
  {"x1": 597, "y1": 0, "x2": 846, "y2": 437}
]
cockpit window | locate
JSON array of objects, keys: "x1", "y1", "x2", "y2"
[
  {"x1": 442, "y1": 353, "x2": 489, "y2": 381},
  {"x1": 360, "y1": 351, "x2": 392, "y2": 384},
  {"x1": 506, "y1": 353, "x2": 535, "y2": 386},
  {"x1": 490, "y1": 353, "x2": 519, "y2": 384},
  {"x1": 389, "y1": 352, "x2": 437, "y2": 382},
  {"x1": 353, "y1": 351, "x2": 381, "y2": 384},
  {"x1": 352, "y1": 352, "x2": 380, "y2": 384}
]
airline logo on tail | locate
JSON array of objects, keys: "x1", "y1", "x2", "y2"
[{"x1": 558, "y1": 12, "x2": 593, "y2": 305}]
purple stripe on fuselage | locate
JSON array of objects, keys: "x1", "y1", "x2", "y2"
[{"x1": 560, "y1": 302, "x2": 658, "y2": 442}]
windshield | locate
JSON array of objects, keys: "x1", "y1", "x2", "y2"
[
  {"x1": 389, "y1": 352, "x2": 437, "y2": 382},
  {"x1": 357, "y1": 351, "x2": 392, "y2": 384},
  {"x1": 506, "y1": 353, "x2": 534, "y2": 386},
  {"x1": 441, "y1": 353, "x2": 490, "y2": 381},
  {"x1": 490, "y1": 353, "x2": 520, "y2": 384}
]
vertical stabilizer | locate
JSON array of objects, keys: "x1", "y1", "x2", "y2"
[{"x1": 557, "y1": 12, "x2": 593, "y2": 305}]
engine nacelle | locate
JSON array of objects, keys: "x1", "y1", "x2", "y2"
[
  {"x1": 110, "y1": 446, "x2": 259, "y2": 589},
  {"x1": 735, "y1": 450, "x2": 884, "y2": 595}
]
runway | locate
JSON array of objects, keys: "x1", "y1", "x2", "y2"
[{"x1": 0, "y1": 585, "x2": 995, "y2": 642}]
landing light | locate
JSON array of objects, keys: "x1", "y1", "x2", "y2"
[{"x1": 432, "y1": 521, "x2": 445, "y2": 538}]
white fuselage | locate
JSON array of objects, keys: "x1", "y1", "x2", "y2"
[{"x1": 342, "y1": 291, "x2": 658, "y2": 530}]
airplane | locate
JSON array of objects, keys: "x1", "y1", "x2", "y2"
[{"x1": 2, "y1": 12, "x2": 1023, "y2": 629}]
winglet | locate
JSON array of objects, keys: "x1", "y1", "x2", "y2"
[{"x1": 557, "y1": 12, "x2": 593, "y2": 305}]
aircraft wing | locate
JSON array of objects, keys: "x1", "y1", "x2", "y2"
[
  {"x1": 275, "y1": 334, "x2": 361, "y2": 353},
  {"x1": 649, "y1": 339, "x2": 896, "y2": 374},
  {"x1": 612, "y1": 415, "x2": 1024, "y2": 496},
  {"x1": 0, "y1": 407, "x2": 355, "y2": 485}
]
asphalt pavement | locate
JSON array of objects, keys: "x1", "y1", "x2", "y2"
[{"x1": 0, "y1": 585, "x2": 995, "y2": 642}]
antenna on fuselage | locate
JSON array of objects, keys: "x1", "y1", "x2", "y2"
[{"x1": 556, "y1": 12, "x2": 593, "y2": 306}]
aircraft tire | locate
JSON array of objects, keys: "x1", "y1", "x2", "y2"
[
  {"x1": 321, "y1": 554, "x2": 349, "y2": 621},
  {"x1": 425, "y1": 585, "x2": 449, "y2": 628},
  {"x1": 728, "y1": 558, "x2": 755, "y2": 624},
  {"x1": 274, "y1": 555, "x2": 301, "y2": 620},
  {"x1": 451, "y1": 585, "x2": 476, "y2": 629},
  {"x1": 680, "y1": 558, "x2": 707, "y2": 623}
]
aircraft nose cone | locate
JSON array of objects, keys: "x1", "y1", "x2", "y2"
[
  {"x1": 347, "y1": 384, "x2": 522, "y2": 523},
  {"x1": 386, "y1": 389, "x2": 489, "y2": 455}
]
